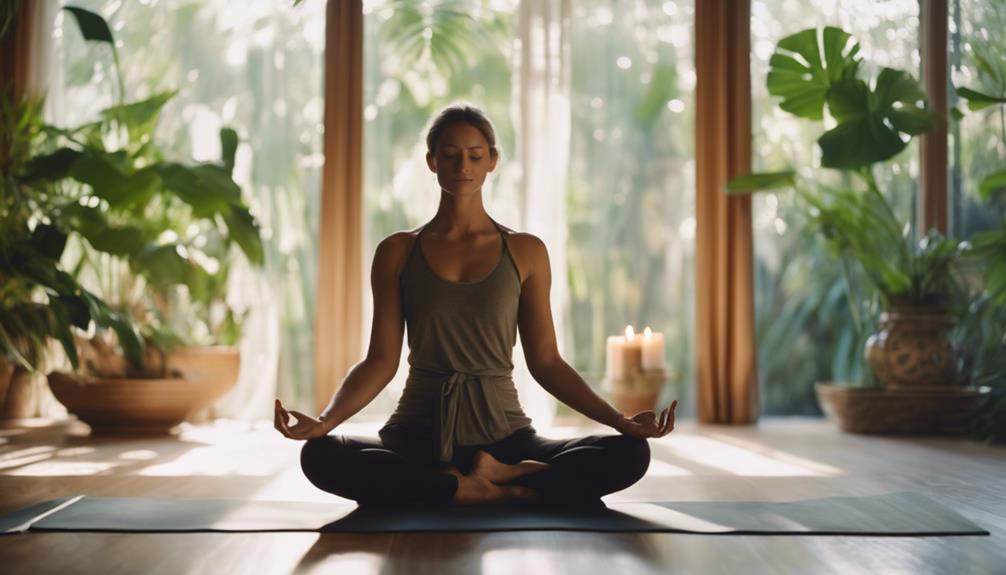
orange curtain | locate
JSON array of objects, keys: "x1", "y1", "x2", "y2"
[
  {"x1": 0, "y1": 0, "x2": 33, "y2": 103},
  {"x1": 919, "y1": 0, "x2": 948, "y2": 234},
  {"x1": 694, "y1": 0, "x2": 759, "y2": 424},
  {"x1": 313, "y1": 0, "x2": 364, "y2": 413}
]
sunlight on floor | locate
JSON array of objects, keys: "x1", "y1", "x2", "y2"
[
  {"x1": 0, "y1": 419, "x2": 843, "y2": 481},
  {"x1": 6, "y1": 460, "x2": 120, "y2": 476},
  {"x1": 645, "y1": 458, "x2": 692, "y2": 477},
  {"x1": 482, "y1": 549, "x2": 558, "y2": 575},
  {"x1": 657, "y1": 434, "x2": 842, "y2": 476},
  {"x1": 137, "y1": 445, "x2": 282, "y2": 477},
  {"x1": 300, "y1": 552, "x2": 386, "y2": 574}
]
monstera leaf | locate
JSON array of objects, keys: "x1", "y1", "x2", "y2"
[
  {"x1": 767, "y1": 26, "x2": 862, "y2": 121},
  {"x1": 818, "y1": 68, "x2": 934, "y2": 169}
]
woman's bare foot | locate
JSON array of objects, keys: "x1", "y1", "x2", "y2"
[
  {"x1": 470, "y1": 449, "x2": 550, "y2": 484},
  {"x1": 448, "y1": 469, "x2": 540, "y2": 506}
]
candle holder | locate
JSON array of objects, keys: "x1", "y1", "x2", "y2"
[{"x1": 602, "y1": 367, "x2": 668, "y2": 416}]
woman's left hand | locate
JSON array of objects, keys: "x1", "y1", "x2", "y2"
[{"x1": 615, "y1": 400, "x2": 676, "y2": 438}]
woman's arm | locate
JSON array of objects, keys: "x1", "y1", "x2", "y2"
[
  {"x1": 516, "y1": 235, "x2": 628, "y2": 430},
  {"x1": 317, "y1": 233, "x2": 410, "y2": 431}
]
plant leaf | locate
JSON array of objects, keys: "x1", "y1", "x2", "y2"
[
  {"x1": 818, "y1": 69, "x2": 933, "y2": 169},
  {"x1": 724, "y1": 170, "x2": 797, "y2": 194},
  {"x1": 63, "y1": 6, "x2": 114, "y2": 44},
  {"x1": 956, "y1": 86, "x2": 1006, "y2": 111},
  {"x1": 767, "y1": 26, "x2": 862, "y2": 120},
  {"x1": 220, "y1": 127, "x2": 238, "y2": 175},
  {"x1": 979, "y1": 168, "x2": 1006, "y2": 201}
]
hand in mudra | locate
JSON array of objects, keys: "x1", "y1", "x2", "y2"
[
  {"x1": 274, "y1": 399, "x2": 329, "y2": 440},
  {"x1": 616, "y1": 400, "x2": 676, "y2": 439}
]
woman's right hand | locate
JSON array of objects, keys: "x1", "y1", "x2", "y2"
[{"x1": 274, "y1": 399, "x2": 330, "y2": 440}]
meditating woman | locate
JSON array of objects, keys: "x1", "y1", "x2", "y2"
[{"x1": 275, "y1": 103, "x2": 677, "y2": 508}]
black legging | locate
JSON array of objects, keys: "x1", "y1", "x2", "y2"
[{"x1": 299, "y1": 423, "x2": 651, "y2": 507}]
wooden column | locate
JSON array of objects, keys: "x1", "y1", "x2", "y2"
[
  {"x1": 919, "y1": 0, "x2": 949, "y2": 234},
  {"x1": 694, "y1": 0, "x2": 759, "y2": 424},
  {"x1": 313, "y1": 0, "x2": 364, "y2": 413}
]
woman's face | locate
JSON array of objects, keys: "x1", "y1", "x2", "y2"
[{"x1": 426, "y1": 121, "x2": 497, "y2": 197}]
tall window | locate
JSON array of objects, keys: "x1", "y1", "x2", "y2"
[
  {"x1": 950, "y1": 0, "x2": 1006, "y2": 239},
  {"x1": 360, "y1": 0, "x2": 696, "y2": 421},
  {"x1": 749, "y1": 0, "x2": 921, "y2": 413},
  {"x1": 566, "y1": 0, "x2": 695, "y2": 412}
]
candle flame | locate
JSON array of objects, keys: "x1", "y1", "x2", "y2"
[
  {"x1": 624, "y1": 325, "x2": 635, "y2": 340},
  {"x1": 644, "y1": 326, "x2": 652, "y2": 338}
]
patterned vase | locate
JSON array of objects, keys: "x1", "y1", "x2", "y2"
[{"x1": 865, "y1": 304, "x2": 958, "y2": 388}]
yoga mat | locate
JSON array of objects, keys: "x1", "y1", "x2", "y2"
[{"x1": 0, "y1": 492, "x2": 988, "y2": 536}]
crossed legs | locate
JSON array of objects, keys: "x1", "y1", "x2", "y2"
[{"x1": 299, "y1": 426, "x2": 650, "y2": 507}]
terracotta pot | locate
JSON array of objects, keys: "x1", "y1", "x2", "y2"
[
  {"x1": 0, "y1": 359, "x2": 13, "y2": 414},
  {"x1": 47, "y1": 346, "x2": 240, "y2": 435},
  {"x1": 2, "y1": 367, "x2": 37, "y2": 419},
  {"x1": 865, "y1": 304, "x2": 958, "y2": 388},
  {"x1": 815, "y1": 382, "x2": 987, "y2": 435}
]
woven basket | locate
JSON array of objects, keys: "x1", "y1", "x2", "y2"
[{"x1": 815, "y1": 382, "x2": 988, "y2": 435}]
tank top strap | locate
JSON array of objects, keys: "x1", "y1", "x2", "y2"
[
  {"x1": 404, "y1": 224, "x2": 427, "y2": 266},
  {"x1": 488, "y1": 217, "x2": 509, "y2": 255},
  {"x1": 491, "y1": 217, "x2": 523, "y2": 287}
]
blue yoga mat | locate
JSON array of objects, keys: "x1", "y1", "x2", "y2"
[{"x1": 0, "y1": 492, "x2": 988, "y2": 535}]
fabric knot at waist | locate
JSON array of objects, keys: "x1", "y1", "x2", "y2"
[{"x1": 408, "y1": 366, "x2": 516, "y2": 462}]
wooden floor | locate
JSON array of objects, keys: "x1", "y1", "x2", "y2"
[{"x1": 1, "y1": 416, "x2": 1003, "y2": 575}]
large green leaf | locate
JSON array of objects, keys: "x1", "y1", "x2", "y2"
[
  {"x1": 130, "y1": 243, "x2": 217, "y2": 302},
  {"x1": 956, "y1": 87, "x2": 1006, "y2": 111},
  {"x1": 99, "y1": 90, "x2": 179, "y2": 142},
  {"x1": 69, "y1": 150, "x2": 160, "y2": 208},
  {"x1": 60, "y1": 203, "x2": 152, "y2": 256},
  {"x1": 47, "y1": 301, "x2": 80, "y2": 369},
  {"x1": 381, "y1": 0, "x2": 494, "y2": 79},
  {"x1": 818, "y1": 68, "x2": 934, "y2": 169},
  {"x1": 20, "y1": 148, "x2": 81, "y2": 182},
  {"x1": 29, "y1": 224, "x2": 68, "y2": 261},
  {"x1": 767, "y1": 26, "x2": 862, "y2": 120},
  {"x1": 978, "y1": 168, "x2": 1006, "y2": 201},
  {"x1": 63, "y1": 7, "x2": 114, "y2": 44},
  {"x1": 155, "y1": 162, "x2": 242, "y2": 216},
  {"x1": 101, "y1": 307, "x2": 144, "y2": 368},
  {"x1": 222, "y1": 206, "x2": 264, "y2": 266}
]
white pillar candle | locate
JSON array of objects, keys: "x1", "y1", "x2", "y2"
[
  {"x1": 605, "y1": 335, "x2": 623, "y2": 379},
  {"x1": 640, "y1": 326, "x2": 665, "y2": 370},
  {"x1": 621, "y1": 325, "x2": 642, "y2": 377}
]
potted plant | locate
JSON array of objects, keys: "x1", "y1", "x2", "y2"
[
  {"x1": 20, "y1": 7, "x2": 264, "y2": 434},
  {"x1": 953, "y1": 43, "x2": 1006, "y2": 442},
  {"x1": 0, "y1": 92, "x2": 138, "y2": 425},
  {"x1": 726, "y1": 26, "x2": 988, "y2": 435}
]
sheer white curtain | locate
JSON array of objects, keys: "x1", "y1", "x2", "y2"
[{"x1": 506, "y1": 0, "x2": 572, "y2": 430}]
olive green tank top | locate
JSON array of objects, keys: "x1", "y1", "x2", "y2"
[{"x1": 380, "y1": 217, "x2": 534, "y2": 462}]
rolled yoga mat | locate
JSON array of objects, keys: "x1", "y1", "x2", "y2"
[{"x1": 0, "y1": 492, "x2": 988, "y2": 536}]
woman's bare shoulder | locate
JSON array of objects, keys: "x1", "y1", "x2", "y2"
[
  {"x1": 494, "y1": 224, "x2": 547, "y2": 284},
  {"x1": 373, "y1": 229, "x2": 421, "y2": 274}
]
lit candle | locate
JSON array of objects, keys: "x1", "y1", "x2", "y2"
[
  {"x1": 640, "y1": 326, "x2": 665, "y2": 370},
  {"x1": 606, "y1": 325, "x2": 644, "y2": 379},
  {"x1": 622, "y1": 325, "x2": 642, "y2": 376}
]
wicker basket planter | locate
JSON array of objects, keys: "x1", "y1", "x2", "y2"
[{"x1": 815, "y1": 382, "x2": 989, "y2": 435}]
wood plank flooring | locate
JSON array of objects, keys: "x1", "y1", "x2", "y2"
[{"x1": 1, "y1": 417, "x2": 1003, "y2": 575}]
